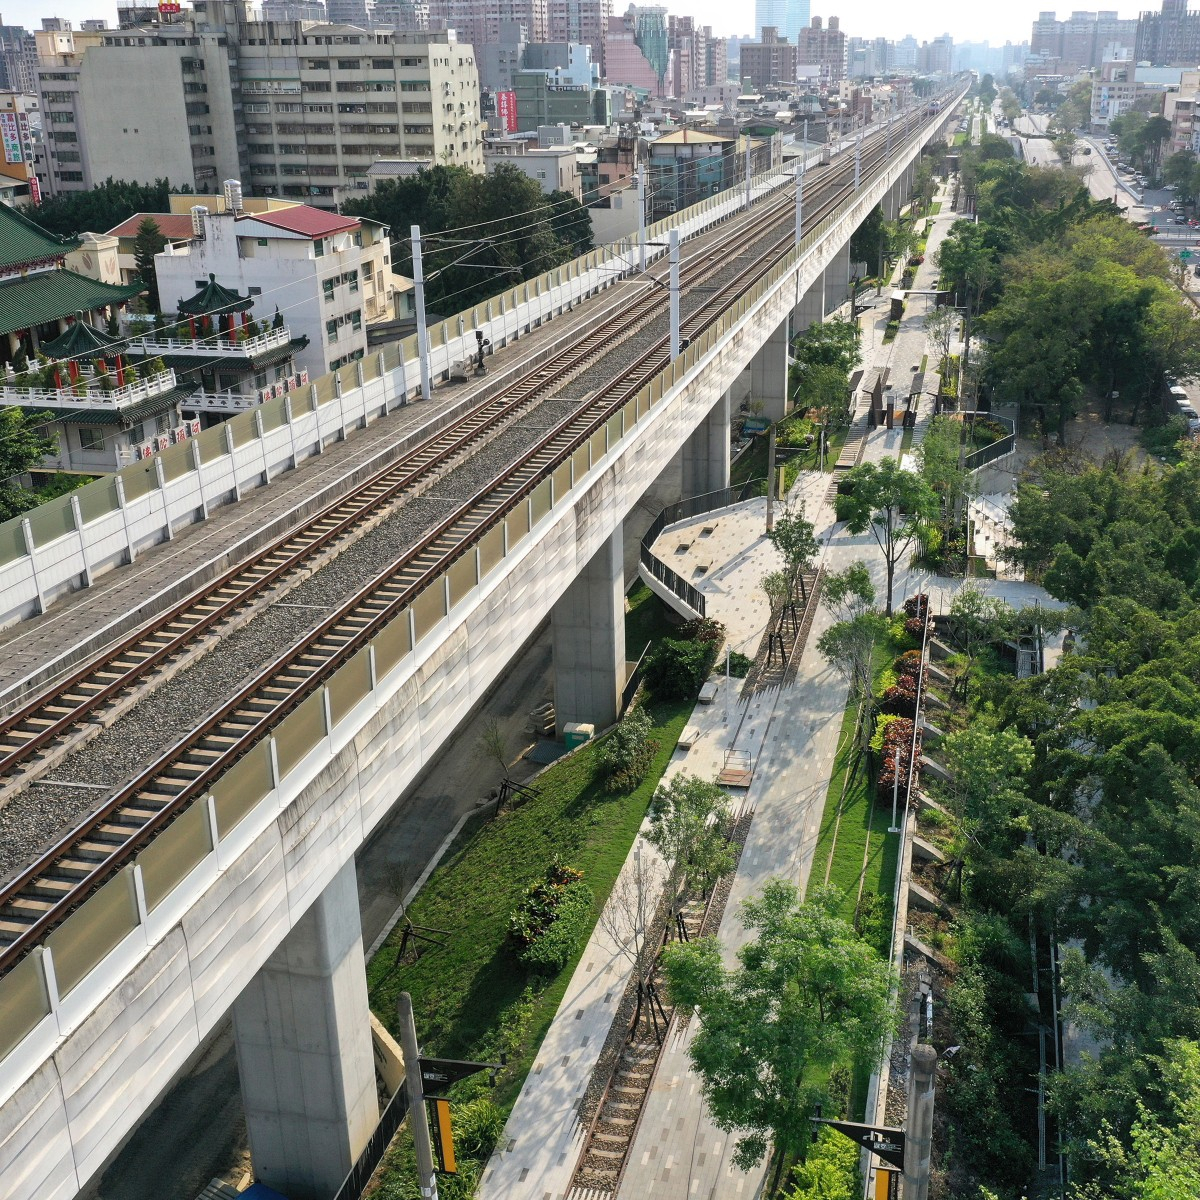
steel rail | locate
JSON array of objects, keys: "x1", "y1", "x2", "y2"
[
  {"x1": 0, "y1": 154, "x2": 812, "y2": 797},
  {"x1": 0, "y1": 99, "x2": 962, "y2": 975}
]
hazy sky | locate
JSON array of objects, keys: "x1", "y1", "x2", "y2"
[{"x1": 0, "y1": 0, "x2": 1147, "y2": 48}]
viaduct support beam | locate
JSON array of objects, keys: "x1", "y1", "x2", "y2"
[
  {"x1": 682, "y1": 390, "x2": 732, "y2": 498},
  {"x1": 232, "y1": 860, "x2": 379, "y2": 1200},
  {"x1": 552, "y1": 525, "x2": 625, "y2": 734},
  {"x1": 750, "y1": 318, "x2": 790, "y2": 423}
]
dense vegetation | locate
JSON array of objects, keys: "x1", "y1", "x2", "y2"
[
  {"x1": 30, "y1": 177, "x2": 173, "y2": 239},
  {"x1": 937, "y1": 146, "x2": 1200, "y2": 445},
  {"x1": 923, "y1": 440, "x2": 1200, "y2": 1197},
  {"x1": 346, "y1": 163, "x2": 593, "y2": 314}
]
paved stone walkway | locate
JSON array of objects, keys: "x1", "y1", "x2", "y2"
[{"x1": 481, "y1": 175, "x2": 1072, "y2": 1200}]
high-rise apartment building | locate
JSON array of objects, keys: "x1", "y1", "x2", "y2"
[
  {"x1": 1136, "y1": 0, "x2": 1200, "y2": 65},
  {"x1": 797, "y1": 15, "x2": 845, "y2": 83},
  {"x1": 1031, "y1": 10, "x2": 1138, "y2": 68},
  {"x1": 754, "y1": 0, "x2": 809, "y2": 47},
  {"x1": 427, "y1": 0, "x2": 547, "y2": 50},
  {"x1": 547, "y1": 0, "x2": 610, "y2": 74},
  {"x1": 739, "y1": 26, "x2": 796, "y2": 89},
  {"x1": 916, "y1": 33, "x2": 953, "y2": 75},
  {"x1": 35, "y1": 3, "x2": 482, "y2": 203},
  {"x1": 0, "y1": 20, "x2": 35, "y2": 94}
]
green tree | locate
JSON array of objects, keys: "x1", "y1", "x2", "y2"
[
  {"x1": 132, "y1": 217, "x2": 167, "y2": 313},
  {"x1": 833, "y1": 458, "x2": 937, "y2": 615},
  {"x1": 978, "y1": 73, "x2": 997, "y2": 108},
  {"x1": 915, "y1": 415, "x2": 971, "y2": 547},
  {"x1": 661, "y1": 882, "x2": 895, "y2": 1191},
  {"x1": 792, "y1": 318, "x2": 861, "y2": 377},
  {"x1": 346, "y1": 163, "x2": 593, "y2": 313},
  {"x1": 939, "y1": 726, "x2": 1035, "y2": 898},
  {"x1": 646, "y1": 773, "x2": 734, "y2": 898},
  {"x1": 821, "y1": 560, "x2": 876, "y2": 623},
  {"x1": 1163, "y1": 150, "x2": 1198, "y2": 199},
  {"x1": 0, "y1": 409, "x2": 59, "y2": 520},
  {"x1": 766, "y1": 501, "x2": 819, "y2": 582},
  {"x1": 30, "y1": 177, "x2": 173, "y2": 239}
]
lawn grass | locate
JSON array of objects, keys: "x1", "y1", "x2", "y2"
[
  {"x1": 931, "y1": 201, "x2": 942, "y2": 215},
  {"x1": 365, "y1": 586, "x2": 691, "y2": 1192}
]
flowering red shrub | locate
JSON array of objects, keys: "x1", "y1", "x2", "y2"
[
  {"x1": 877, "y1": 717, "x2": 923, "y2": 801},
  {"x1": 904, "y1": 616, "x2": 928, "y2": 640},
  {"x1": 881, "y1": 676, "x2": 919, "y2": 716},
  {"x1": 894, "y1": 649, "x2": 923, "y2": 674},
  {"x1": 903, "y1": 593, "x2": 929, "y2": 620}
]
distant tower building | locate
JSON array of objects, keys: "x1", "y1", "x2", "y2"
[{"x1": 754, "y1": 0, "x2": 808, "y2": 47}]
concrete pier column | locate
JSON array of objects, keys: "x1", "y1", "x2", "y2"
[
  {"x1": 793, "y1": 269, "x2": 825, "y2": 339},
  {"x1": 826, "y1": 241, "x2": 853, "y2": 314},
  {"x1": 232, "y1": 860, "x2": 378, "y2": 1200},
  {"x1": 884, "y1": 182, "x2": 901, "y2": 221},
  {"x1": 750, "y1": 318, "x2": 790, "y2": 422},
  {"x1": 553, "y1": 525, "x2": 625, "y2": 733},
  {"x1": 682, "y1": 390, "x2": 732, "y2": 498}
]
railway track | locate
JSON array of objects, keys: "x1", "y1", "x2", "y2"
[
  {"x1": 0, "y1": 161, "x2": 812, "y2": 805},
  {"x1": 0, "y1": 101, "x2": 957, "y2": 976}
]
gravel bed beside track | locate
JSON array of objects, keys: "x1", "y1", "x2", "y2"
[
  {"x1": 0, "y1": 495, "x2": 457, "y2": 882},
  {"x1": 556, "y1": 246, "x2": 777, "y2": 401},
  {"x1": 425, "y1": 399, "x2": 587, "y2": 500}
]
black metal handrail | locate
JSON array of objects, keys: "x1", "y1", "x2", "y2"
[
  {"x1": 961, "y1": 411, "x2": 1016, "y2": 471},
  {"x1": 638, "y1": 480, "x2": 764, "y2": 618},
  {"x1": 332, "y1": 1083, "x2": 410, "y2": 1200}
]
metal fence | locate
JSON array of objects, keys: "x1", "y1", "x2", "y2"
[
  {"x1": 332, "y1": 1083, "x2": 410, "y2": 1200},
  {"x1": 620, "y1": 639, "x2": 652, "y2": 715},
  {"x1": 961, "y1": 411, "x2": 1016, "y2": 471},
  {"x1": 638, "y1": 481, "x2": 764, "y2": 619}
]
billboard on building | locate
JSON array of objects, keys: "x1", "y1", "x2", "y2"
[
  {"x1": 496, "y1": 90, "x2": 518, "y2": 133},
  {"x1": 0, "y1": 113, "x2": 22, "y2": 164},
  {"x1": 159, "y1": 0, "x2": 182, "y2": 12}
]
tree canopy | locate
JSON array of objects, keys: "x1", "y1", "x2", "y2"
[
  {"x1": 833, "y1": 458, "x2": 937, "y2": 615},
  {"x1": 31, "y1": 177, "x2": 174, "y2": 240},
  {"x1": 345, "y1": 163, "x2": 593, "y2": 314},
  {"x1": 662, "y1": 881, "x2": 894, "y2": 1178}
]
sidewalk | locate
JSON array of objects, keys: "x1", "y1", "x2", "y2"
[{"x1": 482, "y1": 177, "x2": 1045, "y2": 1200}]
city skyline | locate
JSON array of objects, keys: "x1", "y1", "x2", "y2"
[{"x1": 0, "y1": 0, "x2": 1151, "y2": 46}]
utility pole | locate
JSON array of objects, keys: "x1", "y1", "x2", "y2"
[
  {"x1": 411, "y1": 225, "x2": 432, "y2": 401},
  {"x1": 745, "y1": 136, "x2": 753, "y2": 209},
  {"x1": 636, "y1": 163, "x2": 647, "y2": 272},
  {"x1": 795, "y1": 158, "x2": 804, "y2": 243},
  {"x1": 855, "y1": 128, "x2": 862, "y2": 190},
  {"x1": 903, "y1": 1045, "x2": 937, "y2": 1200},
  {"x1": 668, "y1": 228, "x2": 680, "y2": 359},
  {"x1": 398, "y1": 992, "x2": 439, "y2": 1200}
]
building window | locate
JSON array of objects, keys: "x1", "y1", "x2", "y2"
[
  {"x1": 249, "y1": 286, "x2": 262, "y2": 296},
  {"x1": 323, "y1": 278, "x2": 335, "y2": 301},
  {"x1": 78, "y1": 427, "x2": 103, "y2": 451},
  {"x1": 325, "y1": 319, "x2": 338, "y2": 339},
  {"x1": 314, "y1": 238, "x2": 325, "y2": 257},
  {"x1": 350, "y1": 310, "x2": 361, "y2": 331},
  {"x1": 337, "y1": 59, "x2": 360, "y2": 69}
]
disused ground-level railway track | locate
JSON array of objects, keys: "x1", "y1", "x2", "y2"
[{"x1": 0, "y1": 115, "x2": 927, "y2": 978}]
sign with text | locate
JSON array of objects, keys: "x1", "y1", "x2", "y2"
[
  {"x1": 0, "y1": 112, "x2": 21, "y2": 164},
  {"x1": 496, "y1": 90, "x2": 517, "y2": 133},
  {"x1": 875, "y1": 1167, "x2": 900, "y2": 1200},
  {"x1": 816, "y1": 1119, "x2": 906, "y2": 1169}
]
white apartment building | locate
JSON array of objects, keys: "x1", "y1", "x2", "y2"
[
  {"x1": 35, "y1": 2, "x2": 482, "y2": 204},
  {"x1": 155, "y1": 202, "x2": 396, "y2": 377}
]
